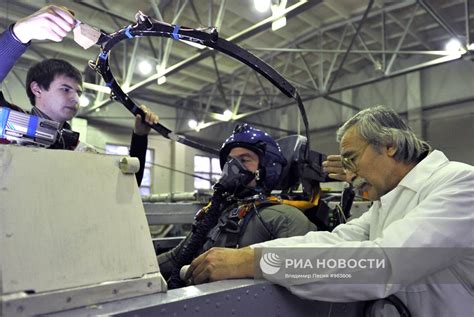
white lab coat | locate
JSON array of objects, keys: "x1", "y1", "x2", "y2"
[{"x1": 252, "y1": 150, "x2": 474, "y2": 317}]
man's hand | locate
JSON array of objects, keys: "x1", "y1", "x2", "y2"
[
  {"x1": 322, "y1": 155, "x2": 347, "y2": 181},
  {"x1": 134, "y1": 105, "x2": 159, "y2": 136},
  {"x1": 186, "y1": 247, "x2": 255, "y2": 284},
  {"x1": 13, "y1": 5, "x2": 76, "y2": 44}
]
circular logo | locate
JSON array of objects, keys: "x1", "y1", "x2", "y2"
[{"x1": 260, "y1": 252, "x2": 282, "y2": 275}]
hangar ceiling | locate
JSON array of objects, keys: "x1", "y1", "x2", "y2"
[{"x1": 1, "y1": 0, "x2": 472, "y2": 142}]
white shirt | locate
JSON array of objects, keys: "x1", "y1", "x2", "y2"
[{"x1": 253, "y1": 150, "x2": 474, "y2": 317}]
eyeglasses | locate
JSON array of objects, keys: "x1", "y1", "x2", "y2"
[{"x1": 341, "y1": 143, "x2": 370, "y2": 172}]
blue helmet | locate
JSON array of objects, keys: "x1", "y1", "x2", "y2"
[{"x1": 219, "y1": 124, "x2": 287, "y2": 191}]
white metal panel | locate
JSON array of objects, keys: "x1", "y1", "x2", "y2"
[{"x1": 0, "y1": 145, "x2": 161, "y2": 294}]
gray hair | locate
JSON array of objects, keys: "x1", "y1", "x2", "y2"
[{"x1": 336, "y1": 106, "x2": 431, "y2": 164}]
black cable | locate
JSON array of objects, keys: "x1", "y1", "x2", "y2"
[
  {"x1": 295, "y1": 94, "x2": 310, "y2": 160},
  {"x1": 94, "y1": 145, "x2": 214, "y2": 181},
  {"x1": 364, "y1": 295, "x2": 412, "y2": 317},
  {"x1": 252, "y1": 202, "x2": 276, "y2": 240},
  {"x1": 167, "y1": 190, "x2": 232, "y2": 289}
]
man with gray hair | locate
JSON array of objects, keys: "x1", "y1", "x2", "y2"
[{"x1": 184, "y1": 106, "x2": 474, "y2": 316}]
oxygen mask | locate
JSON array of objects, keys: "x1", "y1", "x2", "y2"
[{"x1": 214, "y1": 156, "x2": 257, "y2": 197}]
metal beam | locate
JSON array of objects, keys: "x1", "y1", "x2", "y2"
[
  {"x1": 189, "y1": 0, "x2": 203, "y2": 26},
  {"x1": 161, "y1": 0, "x2": 190, "y2": 71},
  {"x1": 123, "y1": 39, "x2": 140, "y2": 89},
  {"x1": 297, "y1": 48, "x2": 319, "y2": 91},
  {"x1": 350, "y1": 23, "x2": 378, "y2": 66},
  {"x1": 318, "y1": 32, "x2": 324, "y2": 90},
  {"x1": 385, "y1": 4, "x2": 418, "y2": 75},
  {"x1": 200, "y1": 84, "x2": 218, "y2": 122},
  {"x1": 323, "y1": 95, "x2": 359, "y2": 112},
  {"x1": 324, "y1": 0, "x2": 350, "y2": 19},
  {"x1": 149, "y1": 0, "x2": 164, "y2": 21},
  {"x1": 465, "y1": 0, "x2": 471, "y2": 45},
  {"x1": 211, "y1": 54, "x2": 230, "y2": 108},
  {"x1": 215, "y1": 0, "x2": 227, "y2": 30},
  {"x1": 382, "y1": 10, "x2": 386, "y2": 71},
  {"x1": 232, "y1": 70, "x2": 251, "y2": 116},
  {"x1": 327, "y1": 0, "x2": 375, "y2": 92},
  {"x1": 419, "y1": 0, "x2": 467, "y2": 50},
  {"x1": 208, "y1": 0, "x2": 213, "y2": 27},
  {"x1": 324, "y1": 25, "x2": 349, "y2": 89},
  {"x1": 385, "y1": 12, "x2": 431, "y2": 51}
]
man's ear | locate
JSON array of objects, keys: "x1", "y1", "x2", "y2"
[
  {"x1": 30, "y1": 81, "x2": 42, "y2": 97},
  {"x1": 387, "y1": 144, "x2": 397, "y2": 157}
]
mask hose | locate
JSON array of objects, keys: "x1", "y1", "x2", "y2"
[{"x1": 167, "y1": 189, "x2": 230, "y2": 289}]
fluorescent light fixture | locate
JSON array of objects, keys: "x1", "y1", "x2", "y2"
[
  {"x1": 271, "y1": 0, "x2": 288, "y2": 31},
  {"x1": 157, "y1": 76, "x2": 167, "y2": 85},
  {"x1": 196, "y1": 121, "x2": 205, "y2": 132},
  {"x1": 445, "y1": 39, "x2": 462, "y2": 54},
  {"x1": 138, "y1": 60, "x2": 153, "y2": 75},
  {"x1": 83, "y1": 82, "x2": 111, "y2": 94},
  {"x1": 188, "y1": 119, "x2": 198, "y2": 129},
  {"x1": 222, "y1": 109, "x2": 233, "y2": 121},
  {"x1": 272, "y1": 16, "x2": 286, "y2": 31},
  {"x1": 254, "y1": 0, "x2": 271, "y2": 12},
  {"x1": 155, "y1": 64, "x2": 167, "y2": 85},
  {"x1": 79, "y1": 95, "x2": 90, "y2": 107}
]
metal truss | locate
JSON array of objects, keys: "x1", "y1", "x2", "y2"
[
  {"x1": 81, "y1": 0, "x2": 319, "y2": 116},
  {"x1": 190, "y1": 0, "x2": 471, "y2": 131},
  {"x1": 79, "y1": 0, "x2": 472, "y2": 134}
]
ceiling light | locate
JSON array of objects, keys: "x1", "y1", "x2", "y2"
[
  {"x1": 445, "y1": 39, "x2": 462, "y2": 54},
  {"x1": 271, "y1": 0, "x2": 287, "y2": 31},
  {"x1": 138, "y1": 60, "x2": 153, "y2": 75},
  {"x1": 374, "y1": 60, "x2": 383, "y2": 71},
  {"x1": 254, "y1": 0, "x2": 271, "y2": 12},
  {"x1": 79, "y1": 95, "x2": 90, "y2": 107},
  {"x1": 155, "y1": 64, "x2": 167, "y2": 85},
  {"x1": 195, "y1": 121, "x2": 204, "y2": 132},
  {"x1": 272, "y1": 17, "x2": 286, "y2": 31},
  {"x1": 188, "y1": 119, "x2": 198, "y2": 129},
  {"x1": 222, "y1": 109, "x2": 233, "y2": 121},
  {"x1": 157, "y1": 76, "x2": 167, "y2": 85}
]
